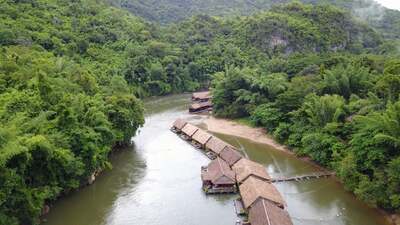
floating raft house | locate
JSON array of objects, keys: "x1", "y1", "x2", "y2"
[
  {"x1": 239, "y1": 176, "x2": 286, "y2": 209},
  {"x1": 206, "y1": 137, "x2": 230, "y2": 157},
  {"x1": 192, "y1": 129, "x2": 213, "y2": 149},
  {"x1": 220, "y1": 146, "x2": 243, "y2": 166},
  {"x1": 181, "y1": 123, "x2": 199, "y2": 140},
  {"x1": 171, "y1": 118, "x2": 187, "y2": 133},
  {"x1": 192, "y1": 91, "x2": 212, "y2": 102},
  {"x1": 201, "y1": 157, "x2": 237, "y2": 194},
  {"x1": 233, "y1": 158, "x2": 271, "y2": 184},
  {"x1": 189, "y1": 101, "x2": 213, "y2": 113},
  {"x1": 248, "y1": 199, "x2": 293, "y2": 225},
  {"x1": 170, "y1": 118, "x2": 294, "y2": 225}
]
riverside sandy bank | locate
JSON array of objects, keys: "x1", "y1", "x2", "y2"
[
  {"x1": 203, "y1": 116, "x2": 288, "y2": 152},
  {"x1": 202, "y1": 116, "x2": 328, "y2": 170}
]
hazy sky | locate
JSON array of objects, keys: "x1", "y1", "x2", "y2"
[{"x1": 375, "y1": 0, "x2": 400, "y2": 10}]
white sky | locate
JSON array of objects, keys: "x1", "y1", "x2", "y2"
[{"x1": 375, "y1": 0, "x2": 400, "y2": 10}]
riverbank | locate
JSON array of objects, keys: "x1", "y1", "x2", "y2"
[
  {"x1": 203, "y1": 116, "x2": 399, "y2": 225},
  {"x1": 203, "y1": 116, "x2": 322, "y2": 166},
  {"x1": 204, "y1": 117, "x2": 288, "y2": 151}
]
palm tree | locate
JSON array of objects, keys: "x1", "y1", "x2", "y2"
[{"x1": 355, "y1": 101, "x2": 400, "y2": 151}]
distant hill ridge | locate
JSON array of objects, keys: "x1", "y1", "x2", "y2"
[{"x1": 107, "y1": 0, "x2": 400, "y2": 40}]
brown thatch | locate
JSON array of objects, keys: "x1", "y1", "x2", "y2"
[
  {"x1": 201, "y1": 157, "x2": 236, "y2": 185},
  {"x1": 239, "y1": 176, "x2": 285, "y2": 209},
  {"x1": 192, "y1": 91, "x2": 211, "y2": 101},
  {"x1": 219, "y1": 146, "x2": 243, "y2": 166},
  {"x1": 192, "y1": 129, "x2": 212, "y2": 145},
  {"x1": 172, "y1": 118, "x2": 187, "y2": 130},
  {"x1": 249, "y1": 199, "x2": 293, "y2": 225},
  {"x1": 189, "y1": 101, "x2": 213, "y2": 111},
  {"x1": 205, "y1": 137, "x2": 229, "y2": 154},
  {"x1": 181, "y1": 123, "x2": 199, "y2": 137},
  {"x1": 233, "y1": 158, "x2": 271, "y2": 184}
]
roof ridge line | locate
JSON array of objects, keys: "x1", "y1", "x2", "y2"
[
  {"x1": 262, "y1": 199, "x2": 272, "y2": 225},
  {"x1": 217, "y1": 158, "x2": 225, "y2": 174}
]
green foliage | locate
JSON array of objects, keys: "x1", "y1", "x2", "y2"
[
  {"x1": 251, "y1": 103, "x2": 283, "y2": 131},
  {"x1": 272, "y1": 122, "x2": 291, "y2": 143},
  {"x1": 194, "y1": 4, "x2": 399, "y2": 212},
  {"x1": 296, "y1": 94, "x2": 346, "y2": 127},
  {"x1": 212, "y1": 67, "x2": 260, "y2": 118},
  {"x1": 108, "y1": 0, "x2": 400, "y2": 41},
  {"x1": 236, "y1": 2, "x2": 381, "y2": 57},
  {"x1": 0, "y1": 45, "x2": 145, "y2": 224},
  {"x1": 0, "y1": 0, "x2": 207, "y2": 97},
  {"x1": 300, "y1": 132, "x2": 344, "y2": 166},
  {"x1": 1, "y1": 0, "x2": 400, "y2": 222},
  {"x1": 337, "y1": 102, "x2": 400, "y2": 208},
  {"x1": 0, "y1": 0, "x2": 155, "y2": 222},
  {"x1": 212, "y1": 51, "x2": 400, "y2": 211}
]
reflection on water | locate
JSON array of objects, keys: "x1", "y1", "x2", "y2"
[{"x1": 43, "y1": 94, "x2": 389, "y2": 225}]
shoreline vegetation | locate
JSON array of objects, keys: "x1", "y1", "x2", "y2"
[
  {"x1": 204, "y1": 116, "x2": 400, "y2": 225},
  {"x1": 204, "y1": 116, "x2": 332, "y2": 172},
  {"x1": 2, "y1": 0, "x2": 400, "y2": 224}
]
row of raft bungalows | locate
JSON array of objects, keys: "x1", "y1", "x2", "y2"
[
  {"x1": 171, "y1": 119, "x2": 294, "y2": 225},
  {"x1": 190, "y1": 91, "x2": 213, "y2": 113},
  {"x1": 171, "y1": 119, "x2": 242, "y2": 164},
  {"x1": 192, "y1": 91, "x2": 212, "y2": 102}
]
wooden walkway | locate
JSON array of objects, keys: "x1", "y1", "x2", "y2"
[{"x1": 271, "y1": 172, "x2": 334, "y2": 183}]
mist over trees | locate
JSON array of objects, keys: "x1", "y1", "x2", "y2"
[
  {"x1": 0, "y1": 0, "x2": 399, "y2": 224},
  {"x1": 208, "y1": 3, "x2": 400, "y2": 213},
  {"x1": 108, "y1": 0, "x2": 400, "y2": 39}
]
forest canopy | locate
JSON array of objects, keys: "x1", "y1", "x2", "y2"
[
  {"x1": 108, "y1": 0, "x2": 400, "y2": 39},
  {"x1": 208, "y1": 7, "x2": 400, "y2": 215},
  {"x1": 1, "y1": 0, "x2": 400, "y2": 224}
]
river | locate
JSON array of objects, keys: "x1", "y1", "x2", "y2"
[{"x1": 43, "y1": 94, "x2": 390, "y2": 225}]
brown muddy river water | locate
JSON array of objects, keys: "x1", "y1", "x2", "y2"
[{"x1": 43, "y1": 94, "x2": 390, "y2": 225}]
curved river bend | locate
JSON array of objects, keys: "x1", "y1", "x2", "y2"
[{"x1": 43, "y1": 94, "x2": 390, "y2": 225}]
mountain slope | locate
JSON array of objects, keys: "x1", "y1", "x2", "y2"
[
  {"x1": 0, "y1": 0, "x2": 154, "y2": 224},
  {"x1": 108, "y1": 0, "x2": 400, "y2": 39},
  {"x1": 0, "y1": 0, "x2": 396, "y2": 224}
]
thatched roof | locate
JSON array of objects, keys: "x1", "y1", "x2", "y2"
[
  {"x1": 233, "y1": 158, "x2": 271, "y2": 183},
  {"x1": 206, "y1": 137, "x2": 229, "y2": 154},
  {"x1": 192, "y1": 91, "x2": 211, "y2": 100},
  {"x1": 190, "y1": 101, "x2": 213, "y2": 110},
  {"x1": 219, "y1": 146, "x2": 242, "y2": 166},
  {"x1": 249, "y1": 199, "x2": 293, "y2": 225},
  {"x1": 172, "y1": 118, "x2": 187, "y2": 130},
  {"x1": 181, "y1": 123, "x2": 199, "y2": 137},
  {"x1": 201, "y1": 157, "x2": 236, "y2": 185},
  {"x1": 192, "y1": 129, "x2": 212, "y2": 145},
  {"x1": 239, "y1": 176, "x2": 285, "y2": 209}
]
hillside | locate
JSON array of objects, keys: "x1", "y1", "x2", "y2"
[
  {"x1": 159, "y1": 0, "x2": 400, "y2": 216},
  {"x1": 0, "y1": 0, "x2": 398, "y2": 224},
  {"x1": 108, "y1": 0, "x2": 400, "y2": 39},
  {"x1": 0, "y1": 0, "x2": 201, "y2": 223},
  {"x1": 204, "y1": 2, "x2": 400, "y2": 215},
  {"x1": 107, "y1": 0, "x2": 276, "y2": 24},
  {"x1": 163, "y1": 2, "x2": 384, "y2": 83}
]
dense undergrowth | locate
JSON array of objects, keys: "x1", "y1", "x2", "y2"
[
  {"x1": 1, "y1": 0, "x2": 399, "y2": 224},
  {"x1": 209, "y1": 3, "x2": 400, "y2": 214},
  {"x1": 109, "y1": 0, "x2": 400, "y2": 40}
]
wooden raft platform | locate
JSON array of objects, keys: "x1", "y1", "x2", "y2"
[
  {"x1": 271, "y1": 172, "x2": 334, "y2": 183},
  {"x1": 234, "y1": 199, "x2": 246, "y2": 216}
]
